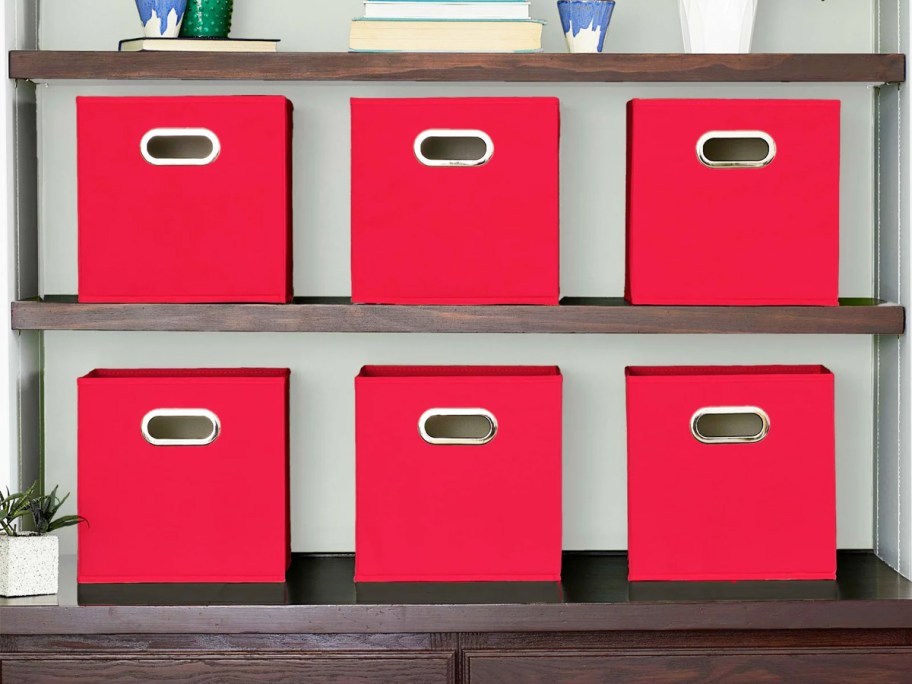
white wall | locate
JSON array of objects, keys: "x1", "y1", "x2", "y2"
[{"x1": 38, "y1": 0, "x2": 875, "y2": 54}]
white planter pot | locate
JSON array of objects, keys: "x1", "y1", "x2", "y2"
[
  {"x1": 679, "y1": 0, "x2": 758, "y2": 54},
  {"x1": 0, "y1": 534, "x2": 59, "y2": 597}
]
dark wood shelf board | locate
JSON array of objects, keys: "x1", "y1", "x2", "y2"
[
  {"x1": 9, "y1": 297, "x2": 905, "y2": 335},
  {"x1": 2, "y1": 553, "x2": 911, "y2": 635},
  {"x1": 8, "y1": 51, "x2": 906, "y2": 83}
]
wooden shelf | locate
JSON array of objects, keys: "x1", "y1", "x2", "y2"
[
  {"x1": 2, "y1": 553, "x2": 911, "y2": 635},
  {"x1": 10, "y1": 297, "x2": 905, "y2": 335},
  {"x1": 8, "y1": 51, "x2": 906, "y2": 83}
]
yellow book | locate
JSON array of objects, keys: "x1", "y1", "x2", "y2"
[{"x1": 349, "y1": 19, "x2": 543, "y2": 53}]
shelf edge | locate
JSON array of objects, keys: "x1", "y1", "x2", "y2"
[
  {"x1": 8, "y1": 52, "x2": 907, "y2": 84},
  {"x1": 10, "y1": 299, "x2": 906, "y2": 335}
]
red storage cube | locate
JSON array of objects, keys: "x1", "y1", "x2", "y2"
[
  {"x1": 78, "y1": 96, "x2": 293, "y2": 303},
  {"x1": 78, "y1": 369, "x2": 290, "y2": 584},
  {"x1": 626, "y1": 99, "x2": 840, "y2": 305},
  {"x1": 351, "y1": 98, "x2": 560, "y2": 305},
  {"x1": 355, "y1": 366, "x2": 562, "y2": 581},
  {"x1": 626, "y1": 365, "x2": 836, "y2": 581}
]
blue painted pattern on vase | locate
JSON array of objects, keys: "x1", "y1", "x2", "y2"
[
  {"x1": 135, "y1": 0, "x2": 188, "y2": 38},
  {"x1": 557, "y1": 0, "x2": 615, "y2": 53}
]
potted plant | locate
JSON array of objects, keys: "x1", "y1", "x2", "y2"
[
  {"x1": 0, "y1": 483, "x2": 86, "y2": 597},
  {"x1": 679, "y1": 0, "x2": 758, "y2": 53}
]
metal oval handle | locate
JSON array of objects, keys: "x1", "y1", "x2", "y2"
[
  {"x1": 690, "y1": 406, "x2": 770, "y2": 444},
  {"x1": 141, "y1": 409, "x2": 221, "y2": 447},
  {"x1": 696, "y1": 130, "x2": 776, "y2": 168},
  {"x1": 140, "y1": 128, "x2": 221, "y2": 166},
  {"x1": 414, "y1": 129, "x2": 494, "y2": 167},
  {"x1": 418, "y1": 408, "x2": 498, "y2": 446}
]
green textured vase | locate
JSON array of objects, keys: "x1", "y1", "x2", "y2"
[{"x1": 180, "y1": 0, "x2": 233, "y2": 38}]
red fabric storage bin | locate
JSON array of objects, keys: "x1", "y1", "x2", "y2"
[
  {"x1": 626, "y1": 99, "x2": 840, "y2": 305},
  {"x1": 351, "y1": 98, "x2": 560, "y2": 305},
  {"x1": 355, "y1": 366, "x2": 562, "y2": 581},
  {"x1": 78, "y1": 96, "x2": 293, "y2": 303},
  {"x1": 625, "y1": 365, "x2": 836, "y2": 581},
  {"x1": 78, "y1": 369, "x2": 291, "y2": 584}
]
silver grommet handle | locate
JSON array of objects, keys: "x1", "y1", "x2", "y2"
[
  {"x1": 141, "y1": 128, "x2": 221, "y2": 166},
  {"x1": 696, "y1": 130, "x2": 776, "y2": 168},
  {"x1": 691, "y1": 406, "x2": 770, "y2": 444},
  {"x1": 141, "y1": 408, "x2": 221, "y2": 447},
  {"x1": 414, "y1": 129, "x2": 494, "y2": 167},
  {"x1": 418, "y1": 408, "x2": 498, "y2": 446}
]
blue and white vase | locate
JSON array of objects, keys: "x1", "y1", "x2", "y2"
[
  {"x1": 135, "y1": 0, "x2": 188, "y2": 38},
  {"x1": 557, "y1": 0, "x2": 615, "y2": 54}
]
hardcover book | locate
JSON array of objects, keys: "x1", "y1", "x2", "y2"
[
  {"x1": 364, "y1": 1, "x2": 531, "y2": 19},
  {"x1": 119, "y1": 37, "x2": 279, "y2": 52},
  {"x1": 350, "y1": 19, "x2": 543, "y2": 52}
]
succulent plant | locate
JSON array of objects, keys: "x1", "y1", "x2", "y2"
[{"x1": 0, "y1": 482, "x2": 86, "y2": 537}]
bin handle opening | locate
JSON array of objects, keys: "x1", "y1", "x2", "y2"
[
  {"x1": 690, "y1": 406, "x2": 770, "y2": 444},
  {"x1": 414, "y1": 129, "x2": 494, "y2": 167},
  {"x1": 141, "y1": 128, "x2": 221, "y2": 166},
  {"x1": 696, "y1": 131, "x2": 776, "y2": 169},
  {"x1": 418, "y1": 408, "x2": 498, "y2": 446},
  {"x1": 141, "y1": 408, "x2": 221, "y2": 447}
]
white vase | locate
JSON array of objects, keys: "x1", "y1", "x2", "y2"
[
  {"x1": 679, "y1": 0, "x2": 758, "y2": 54},
  {"x1": 0, "y1": 534, "x2": 59, "y2": 597}
]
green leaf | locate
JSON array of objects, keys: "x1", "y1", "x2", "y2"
[
  {"x1": 46, "y1": 515, "x2": 87, "y2": 532},
  {"x1": 47, "y1": 487, "x2": 67, "y2": 519}
]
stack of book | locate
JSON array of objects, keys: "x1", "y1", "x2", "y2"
[{"x1": 350, "y1": 0, "x2": 543, "y2": 52}]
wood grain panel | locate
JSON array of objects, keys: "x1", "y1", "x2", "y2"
[
  {"x1": 9, "y1": 52, "x2": 906, "y2": 83},
  {"x1": 10, "y1": 298, "x2": 905, "y2": 335},
  {"x1": 465, "y1": 649, "x2": 912, "y2": 684},
  {"x1": 2, "y1": 654, "x2": 455, "y2": 684},
  {"x1": 3, "y1": 553, "x2": 910, "y2": 635},
  {"x1": 459, "y1": 629, "x2": 912, "y2": 651},
  {"x1": 4, "y1": 601, "x2": 912, "y2": 636},
  {"x1": 0, "y1": 633, "x2": 455, "y2": 654}
]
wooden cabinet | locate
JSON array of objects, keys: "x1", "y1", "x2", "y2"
[
  {"x1": 2, "y1": 654, "x2": 456, "y2": 684},
  {"x1": 464, "y1": 650, "x2": 912, "y2": 684},
  {"x1": 7, "y1": 650, "x2": 912, "y2": 684}
]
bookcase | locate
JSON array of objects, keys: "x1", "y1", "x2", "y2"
[{"x1": 2, "y1": 1, "x2": 911, "y2": 682}]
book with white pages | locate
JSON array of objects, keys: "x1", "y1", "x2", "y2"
[
  {"x1": 118, "y1": 37, "x2": 279, "y2": 52},
  {"x1": 364, "y1": 2, "x2": 530, "y2": 19}
]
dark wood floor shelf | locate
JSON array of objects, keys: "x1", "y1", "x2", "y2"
[
  {"x1": 2, "y1": 553, "x2": 911, "y2": 635},
  {"x1": 8, "y1": 51, "x2": 906, "y2": 83},
  {"x1": 10, "y1": 297, "x2": 905, "y2": 335}
]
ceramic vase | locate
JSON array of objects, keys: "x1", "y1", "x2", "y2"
[
  {"x1": 679, "y1": 0, "x2": 758, "y2": 53},
  {"x1": 181, "y1": 0, "x2": 234, "y2": 39},
  {"x1": 134, "y1": 0, "x2": 188, "y2": 39},
  {"x1": 0, "y1": 534, "x2": 58, "y2": 597},
  {"x1": 557, "y1": 0, "x2": 615, "y2": 54}
]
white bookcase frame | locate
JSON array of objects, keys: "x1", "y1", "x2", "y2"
[{"x1": 2, "y1": 0, "x2": 911, "y2": 579}]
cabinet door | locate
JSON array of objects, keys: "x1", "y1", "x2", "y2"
[
  {"x1": 3, "y1": 654, "x2": 454, "y2": 684},
  {"x1": 465, "y1": 650, "x2": 912, "y2": 684}
]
